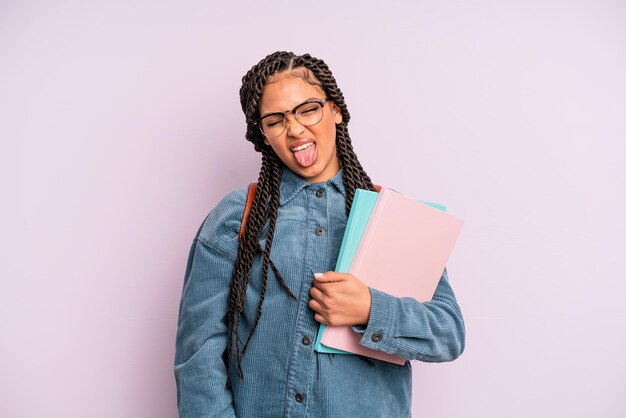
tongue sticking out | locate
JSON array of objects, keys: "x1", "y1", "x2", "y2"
[{"x1": 293, "y1": 143, "x2": 317, "y2": 167}]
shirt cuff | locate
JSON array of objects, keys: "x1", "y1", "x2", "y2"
[{"x1": 357, "y1": 287, "x2": 397, "y2": 352}]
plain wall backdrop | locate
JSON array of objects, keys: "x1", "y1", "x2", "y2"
[{"x1": 1, "y1": 0, "x2": 624, "y2": 417}]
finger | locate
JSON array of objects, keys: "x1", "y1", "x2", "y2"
[
  {"x1": 309, "y1": 286, "x2": 326, "y2": 302},
  {"x1": 308, "y1": 298, "x2": 324, "y2": 314},
  {"x1": 314, "y1": 271, "x2": 348, "y2": 283},
  {"x1": 312, "y1": 281, "x2": 334, "y2": 297},
  {"x1": 314, "y1": 312, "x2": 327, "y2": 324}
]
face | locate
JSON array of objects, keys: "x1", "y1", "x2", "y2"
[{"x1": 258, "y1": 71, "x2": 342, "y2": 183}]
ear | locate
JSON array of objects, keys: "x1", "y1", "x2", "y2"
[
  {"x1": 263, "y1": 137, "x2": 270, "y2": 146},
  {"x1": 331, "y1": 103, "x2": 343, "y2": 124}
]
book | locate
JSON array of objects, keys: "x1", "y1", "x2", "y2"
[
  {"x1": 316, "y1": 187, "x2": 463, "y2": 364},
  {"x1": 314, "y1": 189, "x2": 446, "y2": 354}
]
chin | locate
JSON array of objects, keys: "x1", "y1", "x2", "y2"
[{"x1": 296, "y1": 167, "x2": 322, "y2": 179}]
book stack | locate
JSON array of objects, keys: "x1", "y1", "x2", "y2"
[{"x1": 313, "y1": 188, "x2": 463, "y2": 364}]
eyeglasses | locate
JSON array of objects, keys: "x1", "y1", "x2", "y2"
[{"x1": 256, "y1": 98, "x2": 329, "y2": 138}]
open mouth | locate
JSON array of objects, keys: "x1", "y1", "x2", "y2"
[{"x1": 290, "y1": 140, "x2": 317, "y2": 168}]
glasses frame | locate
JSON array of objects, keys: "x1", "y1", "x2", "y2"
[{"x1": 255, "y1": 98, "x2": 329, "y2": 138}]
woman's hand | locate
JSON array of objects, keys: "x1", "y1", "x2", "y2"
[{"x1": 309, "y1": 272, "x2": 372, "y2": 326}]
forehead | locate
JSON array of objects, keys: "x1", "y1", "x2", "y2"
[{"x1": 259, "y1": 73, "x2": 325, "y2": 114}]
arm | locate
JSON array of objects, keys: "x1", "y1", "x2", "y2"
[
  {"x1": 310, "y1": 268, "x2": 465, "y2": 362},
  {"x1": 357, "y1": 268, "x2": 465, "y2": 362},
  {"x1": 174, "y1": 236, "x2": 237, "y2": 418}
]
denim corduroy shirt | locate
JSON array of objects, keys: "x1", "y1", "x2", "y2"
[{"x1": 174, "y1": 168, "x2": 465, "y2": 418}]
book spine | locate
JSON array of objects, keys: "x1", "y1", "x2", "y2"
[{"x1": 349, "y1": 188, "x2": 390, "y2": 275}]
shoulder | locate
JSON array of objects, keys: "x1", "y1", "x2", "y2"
[{"x1": 196, "y1": 185, "x2": 249, "y2": 255}]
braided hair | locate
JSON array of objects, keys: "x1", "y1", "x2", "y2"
[{"x1": 227, "y1": 51, "x2": 376, "y2": 387}]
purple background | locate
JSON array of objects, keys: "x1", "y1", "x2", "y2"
[{"x1": 1, "y1": 1, "x2": 625, "y2": 417}]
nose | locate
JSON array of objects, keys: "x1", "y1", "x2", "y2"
[{"x1": 284, "y1": 113, "x2": 305, "y2": 137}]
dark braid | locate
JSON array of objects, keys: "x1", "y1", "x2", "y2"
[
  {"x1": 227, "y1": 51, "x2": 376, "y2": 387},
  {"x1": 238, "y1": 152, "x2": 283, "y2": 360},
  {"x1": 226, "y1": 150, "x2": 287, "y2": 383}
]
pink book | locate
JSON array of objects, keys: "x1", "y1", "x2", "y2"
[{"x1": 320, "y1": 188, "x2": 464, "y2": 364}]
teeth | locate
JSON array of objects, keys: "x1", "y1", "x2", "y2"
[{"x1": 291, "y1": 142, "x2": 314, "y2": 152}]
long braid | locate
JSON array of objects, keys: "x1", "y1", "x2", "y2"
[
  {"x1": 227, "y1": 52, "x2": 300, "y2": 386},
  {"x1": 226, "y1": 151, "x2": 273, "y2": 383},
  {"x1": 239, "y1": 154, "x2": 283, "y2": 362},
  {"x1": 228, "y1": 51, "x2": 376, "y2": 386}
]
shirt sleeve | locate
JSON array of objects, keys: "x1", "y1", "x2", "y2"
[
  {"x1": 174, "y1": 236, "x2": 237, "y2": 418},
  {"x1": 356, "y1": 268, "x2": 465, "y2": 362}
]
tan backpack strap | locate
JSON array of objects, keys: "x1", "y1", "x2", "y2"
[{"x1": 239, "y1": 183, "x2": 257, "y2": 240}]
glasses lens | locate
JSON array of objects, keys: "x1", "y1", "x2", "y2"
[
  {"x1": 260, "y1": 114, "x2": 285, "y2": 137},
  {"x1": 295, "y1": 102, "x2": 323, "y2": 126},
  {"x1": 259, "y1": 100, "x2": 325, "y2": 137}
]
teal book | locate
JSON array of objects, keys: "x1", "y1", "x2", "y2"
[{"x1": 313, "y1": 189, "x2": 446, "y2": 354}]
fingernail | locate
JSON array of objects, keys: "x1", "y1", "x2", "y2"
[{"x1": 314, "y1": 273, "x2": 323, "y2": 278}]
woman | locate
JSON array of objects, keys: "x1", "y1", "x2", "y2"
[{"x1": 174, "y1": 51, "x2": 465, "y2": 417}]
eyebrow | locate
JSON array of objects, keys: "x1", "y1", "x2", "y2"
[{"x1": 259, "y1": 97, "x2": 322, "y2": 118}]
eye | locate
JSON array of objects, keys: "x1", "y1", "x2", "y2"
[
  {"x1": 299, "y1": 104, "x2": 320, "y2": 115},
  {"x1": 263, "y1": 115, "x2": 283, "y2": 127},
  {"x1": 301, "y1": 107, "x2": 317, "y2": 114}
]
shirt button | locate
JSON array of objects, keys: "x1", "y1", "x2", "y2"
[
  {"x1": 315, "y1": 227, "x2": 325, "y2": 237},
  {"x1": 295, "y1": 393, "x2": 304, "y2": 403},
  {"x1": 302, "y1": 336, "x2": 311, "y2": 346},
  {"x1": 315, "y1": 189, "x2": 325, "y2": 198},
  {"x1": 372, "y1": 332, "x2": 383, "y2": 342}
]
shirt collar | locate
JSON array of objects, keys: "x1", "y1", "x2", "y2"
[{"x1": 279, "y1": 167, "x2": 346, "y2": 205}]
